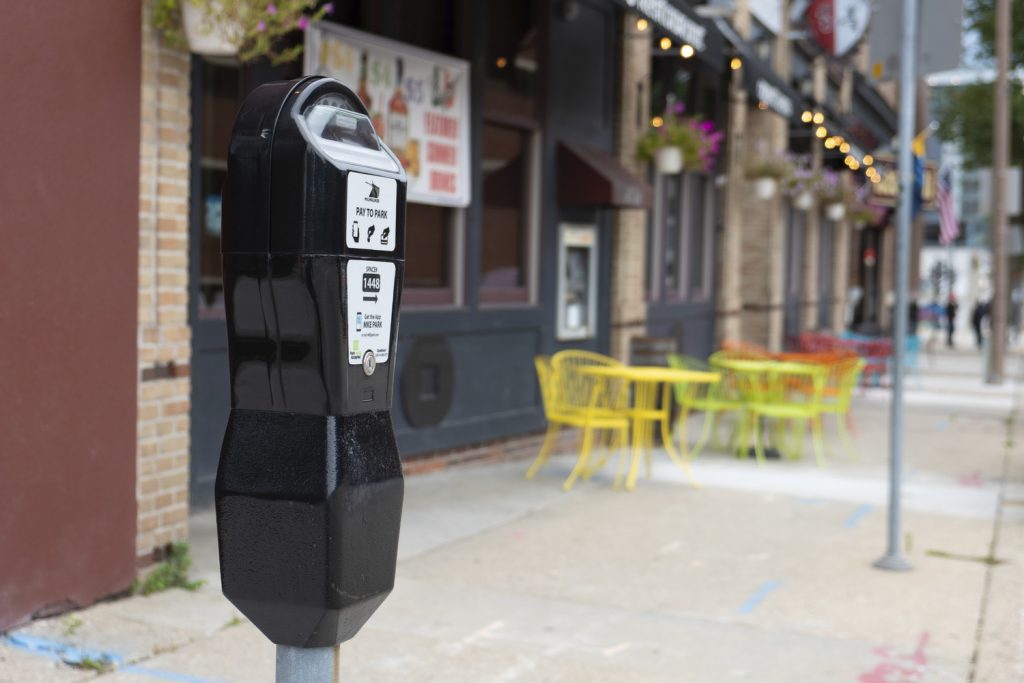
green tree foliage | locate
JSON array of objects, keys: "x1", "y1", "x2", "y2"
[
  {"x1": 935, "y1": 84, "x2": 1024, "y2": 167},
  {"x1": 964, "y1": 0, "x2": 1024, "y2": 66},
  {"x1": 934, "y1": 0, "x2": 1024, "y2": 168}
]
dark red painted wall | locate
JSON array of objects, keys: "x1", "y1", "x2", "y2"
[{"x1": 0, "y1": 2, "x2": 141, "y2": 630}]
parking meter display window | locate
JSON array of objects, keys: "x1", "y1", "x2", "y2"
[{"x1": 305, "y1": 103, "x2": 379, "y2": 149}]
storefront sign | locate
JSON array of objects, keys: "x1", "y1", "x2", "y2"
[
  {"x1": 870, "y1": 155, "x2": 937, "y2": 210},
  {"x1": 806, "y1": 0, "x2": 871, "y2": 57},
  {"x1": 626, "y1": 0, "x2": 706, "y2": 51},
  {"x1": 754, "y1": 78, "x2": 795, "y2": 119},
  {"x1": 306, "y1": 24, "x2": 471, "y2": 207}
]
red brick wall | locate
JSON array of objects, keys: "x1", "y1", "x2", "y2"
[{"x1": 0, "y1": 1, "x2": 141, "y2": 630}]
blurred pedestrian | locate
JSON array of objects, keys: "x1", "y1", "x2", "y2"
[
  {"x1": 945, "y1": 293, "x2": 958, "y2": 348},
  {"x1": 971, "y1": 299, "x2": 990, "y2": 350}
]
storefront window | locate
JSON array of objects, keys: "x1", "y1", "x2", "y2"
[
  {"x1": 688, "y1": 174, "x2": 711, "y2": 298},
  {"x1": 648, "y1": 172, "x2": 714, "y2": 302},
  {"x1": 196, "y1": 60, "x2": 241, "y2": 319},
  {"x1": 485, "y1": 1, "x2": 539, "y2": 119},
  {"x1": 402, "y1": 203, "x2": 457, "y2": 306},
  {"x1": 480, "y1": 123, "x2": 533, "y2": 303}
]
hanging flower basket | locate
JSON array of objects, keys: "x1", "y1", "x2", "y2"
[
  {"x1": 826, "y1": 202, "x2": 846, "y2": 221},
  {"x1": 794, "y1": 190, "x2": 814, "y2": 211},
  {"x1": 754, "y1": 177, "x2": 778, "y2": 200},
  {"x1": 744, "y1": 156, "x2": 790, "y2": 201},
  {"x1": 637, "y1": 104, "x2": 724, "y2": 175},
  {"x1": 180, "y1": 1, "x2": 240, "y2": 56},
  {"x1": 654, "y1": 146, "x2": 685, "y2": 175},
  {"x1": 154, "y1": 0, "x2": 333, "y2": 64}
]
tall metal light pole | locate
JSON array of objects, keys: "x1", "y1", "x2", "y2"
[
  {"x1": 988, "y1": 0, "x2": 1011, "y2": 384},
  {"x1": 874, "y1": 0, "x2": 918, "y2": 572}
]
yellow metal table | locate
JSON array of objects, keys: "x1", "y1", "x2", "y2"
[{"x1": 580, "y1": 365, "x2": 719, "y2": 490}]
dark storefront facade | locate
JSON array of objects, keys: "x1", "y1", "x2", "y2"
[{"x1": 187, "y1": 0, "x2": 632, "y2": 505}]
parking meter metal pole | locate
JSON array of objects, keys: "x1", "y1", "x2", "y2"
[
  {"x1": 276, "y1": 646, "x2": 339, "y2": 683},
  {"x1": 216, "y1": 77, "x2": 407, "y2": 652},
  {"x1": 874, "y1": 0, "x2": 916, "y2": 573}
]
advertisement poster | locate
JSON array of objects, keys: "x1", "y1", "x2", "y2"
[{"x1": 305, "y1": 23, "x2": 471, "y2": 208}]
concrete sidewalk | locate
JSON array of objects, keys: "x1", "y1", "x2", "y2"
[{"x1": 2, "y1": 351, "x2": 1022, "y2": 682}]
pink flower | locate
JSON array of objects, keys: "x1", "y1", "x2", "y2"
[
  {"x1": 266, "y1": 3, "x2": 277, "y2": 15},
  {"x1": 324, "y1": 2, "x2": 335, "y2": 13},
  {"x1": 257, "y1": 20, "x2": 266, "y2": 31},
  {"x1": 298, "y1": 15, "x2": 310, "y2": 30}
]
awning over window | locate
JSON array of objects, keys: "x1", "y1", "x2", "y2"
[
  {"x1": 850, "y1": 72, "x2": 898, "y2": 150},
  {"x1": 558, "y1": 142, "x2": 652, "y2": 209}
]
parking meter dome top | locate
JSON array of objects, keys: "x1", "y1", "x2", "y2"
[{"x1": 221, "y1": 76, "x2": 406, "y2": 256}]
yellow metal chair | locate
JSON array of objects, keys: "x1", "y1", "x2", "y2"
[{"x1": 526, "y1": 354, "x2": 629, "y2": 490}]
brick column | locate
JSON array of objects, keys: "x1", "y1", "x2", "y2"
[
  {"x1": 717, "y1": 69, "x2": 746, "y2": 344},
  {"x1": 136, "y1": 1, "x2": 192, "y2": 564},
  {"x1": 737, "y1": 108, "x2": 787, "y2": 350},
  {"x1": 609, "y1": 12, "x2": 650, "y2": 362}
]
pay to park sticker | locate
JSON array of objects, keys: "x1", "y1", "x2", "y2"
[
  {"x1": 346, "y1": 171, "x2": 397, "y2": 252},
  {"x1": 347, "y1": 260, "x2": 396, "y2": 366}
]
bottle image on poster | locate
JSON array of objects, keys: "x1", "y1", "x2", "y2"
[{"x1": 388, "y1": 57, "x2": 409, "y2": 162}]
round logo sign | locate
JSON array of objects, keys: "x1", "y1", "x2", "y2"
[{"x1": 807, "y1": 0, "x2": 871, "y2": 57}]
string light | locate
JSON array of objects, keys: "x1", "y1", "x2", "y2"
[
  {"x1": 496, "y1": 56, "x2": 508, "y2": 68},
  {"x1": 680, "y1": 44, "x2": 695, "y2": 59},
  {"x1": 815, "y1": 126, "x2": 828, "y2": 138},
  {"x1": 863, "y1": 154, "x2": 874, "y2": 166},
  {"x1": 849, "y1": 159, "x2": 861, "y2": 171},
  {"x1": 801, "y1": 110, "x2": 813, "y2": 123},
  {"x1": 730, "y1": 57, "x2": 743, "y2": 70},
  {"x1": 824, "y1": 138, "x2": 837, "y2": 149},
  {"x1": 839, "y1": 142, "x2": 851, "y2": 154},
  {"x1": 652, "y1": 116, "x2": 664, "y2": 128},
  {"x1": 813, "y1": 112, "x2": 825, "y2": 125},
  {"x1": 636, "y1": 18, "x2": 649, "y2": 31},
  {"x1": 660, "y1": 37, "x2": 672, "y2": 50}
]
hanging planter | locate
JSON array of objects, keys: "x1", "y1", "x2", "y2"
[
  {"x1": 744, "y1": 156, "x2": 790, "y2": 201},
  {"x1": 826, "y1": 202, "x2": 846, "y2": 221},
  {"x1": 794, "y1": 190, "x2": 814, "y2": 211},
  {"x1": 153, "y1": 0, "x2": 332, "y2": 64},
  {"x1": 180, "y1": 1, "x2": 240, "y2": 57},
  {"x1": 637, "y1": 105, "x2": 723, "y2": 176},
  {"x1": 754, "y1": 177, "x2": 778, "y2": 200},
  {"x1": 654, "y1": 146, "x2": 685, "y2": 175}
]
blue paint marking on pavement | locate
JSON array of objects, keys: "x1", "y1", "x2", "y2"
[
  {"x1": 122, "y1": 665, "x2": 222, "y2": 683},
  {"x1": 843, "y1": 504, "x2": 873, "y2": 529},
  {"x1": 1, "y1": 633, "x2": 124, "y2": 665},
  {"x1": 2, "y1": 633, "x2": 220, "y2": 683},
  {"x1": 738, "y1": 579, "x2": 782, "y2": 614}
]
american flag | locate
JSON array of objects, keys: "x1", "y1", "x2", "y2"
[{"x1": 937, "y1": 168, "x2": 959, "y2": 246}]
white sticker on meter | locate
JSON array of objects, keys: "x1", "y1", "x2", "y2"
[
  {"x1": 346, "y1": 171, "x2": 397, "y2": 252},
  {"x1": 347, "y1": 260, "x2": 396, "y2": 365}
]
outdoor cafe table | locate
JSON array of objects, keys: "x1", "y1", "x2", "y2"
[{"x1": 579, "y1": 365, "x2": 719, "y2": 491}]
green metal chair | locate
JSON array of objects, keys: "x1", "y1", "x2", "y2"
[{"x1": 667, "y1": 353, "x2": 746, "y2": 459}]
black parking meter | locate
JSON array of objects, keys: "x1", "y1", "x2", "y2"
[{"x1": 215, "y1": 76, "x2": 405, "y2": 648}]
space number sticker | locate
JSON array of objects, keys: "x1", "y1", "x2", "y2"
[{"x1": 347, "y1": 259, "x2": 396, "y2": 365}]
